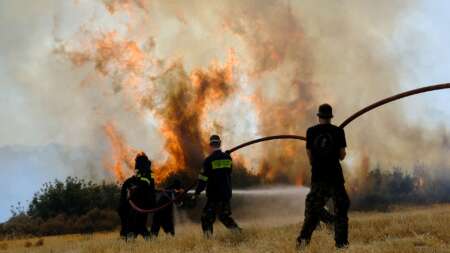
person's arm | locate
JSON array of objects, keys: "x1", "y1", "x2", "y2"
[
  {"x1": 228, "y1": 153, "x2": 233, "y2": 174},
  {"x1": 149, "y1": 173, "x2": 157, "y2": 207},
  {"x1": 194, "y1": 179, "x2": 207, "y2": 196},
  {"x1": 118, "y1": 179, "x2": 130, "y2": 213},
  {"x1": 339, "y1": 148, "x2": 346, "y2": 160},
  {"x1": 194, "y1": 160, "x2": 209, "y2": 196},
  {"x1": 305, "y1": 128, "x2": 313, "y2": 164},
  {"x1": 306, "y1": 149, "x2": 313, "y2": 164},
  {"x1": 339, "y1": 128, "x2": 347, "y2": 161}
]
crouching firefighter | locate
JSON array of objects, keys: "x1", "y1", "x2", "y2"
[
  {"x1": 118, "y1": 152, "x2": 156, "y2": 241},
  {"x1": 193, "y1": 135, "x2": 242, "y2": 238}
]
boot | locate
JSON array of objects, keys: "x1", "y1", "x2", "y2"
[
  {"x1": 204, "y1": 230, "x2": 213, "y2": 239},
  {"x1": 296, "y1": 238, "x2": 309, "y2": 251},
  {"x1": 335, "y1": 242, "x2": 349, "y2": 249},
  {"x1": 231, "y1": 227, "x2": 242, "y2": 234}
]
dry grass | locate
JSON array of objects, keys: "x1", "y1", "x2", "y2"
[{"x1": 2, "y1": 204, "x2": 450, "y2": 253}]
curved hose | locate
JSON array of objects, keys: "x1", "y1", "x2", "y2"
[
  {"x1": 128, "y1": 185, "x2": 196, "y2": 213},
  {"x1": 226, "y1": 82, "x2": 450, "y2": 153},
  {"x1": 227, "y1": 135, "x2": 306, "y2": 154},
  {"x1": 129, "y1": 82, "x2": 450, "y2": 213},
  {"x1": 339, "y1": 83, "x2": 450, "y2": 128}
]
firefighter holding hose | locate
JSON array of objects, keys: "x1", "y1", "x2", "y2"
[
  {"x1": 297, "y1": 104, "x2": 350, "y2": 249},
  {"x1": 150, "y1": 179, "x2": 183, "y2": 237},
  {"x1": 193, "y1": 135, "x2": 242, "y2": 238},
  {"x1": 118, "y1": 152, "x2": 156, "y2": 241}
]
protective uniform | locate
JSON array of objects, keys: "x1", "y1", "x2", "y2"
[
  {"x1": 118, "y1": 153, "x2": 155, "y2": 240},
  {"x1": 299, "y1": 182, "x2": 350, "y2": 247},
  {"x1": 298, "y1": 104, "x2": 350, "y2": 249},
  {"x1": 151, "y1": 180, "x2": 182, "y2": 237},
  {"x1": 195, "y1": 135, "x2": 240, "y2": 237}
]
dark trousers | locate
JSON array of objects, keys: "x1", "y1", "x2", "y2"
[
  {"x1": 319, "y1": 206, "x2": 335, "y2": 225},
  {"x1": 201, "y1": 200, "x2": 239, "y2": 234},
  {"x1": 119, "y1": 207, "x2": 150, "y2": 239},
  {"x1": 298, "y1": 182, "x2": 350, "y2": 246},
  {"x1": 151, "y1": 206, "x2": 175, "y2": 236}
]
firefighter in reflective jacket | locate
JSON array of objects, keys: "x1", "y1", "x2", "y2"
[
  {"x1": 193, "y1": 135, "x2": 241, "y2": 237},
  {"x1": 118, "y1": 152, "x2": 156, "y2": 240}
]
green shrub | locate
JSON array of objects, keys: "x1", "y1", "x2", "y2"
[
  {"x1": 1, "y1": 178, "x2": 121, "y2": 237},
  {"x1": 27, "y1": 177, "x2": 120, "y2": 220}
]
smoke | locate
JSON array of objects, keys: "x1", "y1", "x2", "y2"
[{"x1": 2, "y1": 0, "x2": 450, "y2": 199}]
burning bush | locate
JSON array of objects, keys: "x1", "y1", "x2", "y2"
[{"x1": 231, "y1": 164, "x2": 263, "y2": 188}]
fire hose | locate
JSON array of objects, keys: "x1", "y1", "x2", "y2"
[{"x1": 129, "y1": 82, "x2": 450, "y2": 213}]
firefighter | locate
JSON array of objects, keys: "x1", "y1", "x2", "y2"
[
  {"x1": 297, "y1": 104, "x2": 350, "y2": 249},
  {"x1": 118, "y1": 152, "x2": 156, "y2": 241},
  {"x1": 150, "y1": 180, "x2": 183, "y2": 237},
  {"x1": 193, "y1": 135, "x2": 241, "y2": 238}
]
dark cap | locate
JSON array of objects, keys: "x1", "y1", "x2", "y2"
[
  {"x1": 135, "y1": 152, "x2": 152, "y2": 172},
  {"x1": 317, "y1": 103, "x2": 333, "y2": 118},
  {"x1": 209, "y1": 135, "x2": 221, "y2": 146}
]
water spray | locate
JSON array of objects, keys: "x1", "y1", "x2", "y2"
[{"x1": 130, "y1": 82, "x2": 450, "y2": 213}]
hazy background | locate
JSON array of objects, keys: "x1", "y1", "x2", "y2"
[{"x1": 1, "y1": 0, "x2": 450, "y2": 222}]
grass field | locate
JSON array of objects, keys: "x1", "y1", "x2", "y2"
[{"x1": 1, "y1": 204, "x2": 450, "y2": 253}]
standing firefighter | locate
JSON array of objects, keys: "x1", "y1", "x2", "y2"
[
  {"x1": 150, "y1": 180, "x2": 183, "y2": 237},
  {"x1": 118, "y1": 152, "x2": 155, "y2": 240},
  {"x1": 297, "y1": 104, "x2": 350, "y2": 249},
  {"x1": 193, "y1": 135, "x2": 241, "y2": 238}
]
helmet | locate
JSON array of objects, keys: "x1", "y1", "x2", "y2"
[
  {"x1": 135, "y1": 152, "x2": 151, "y2": 172},
  {"x1": 209, "y1": 135, "x2": 221, "y2": 146},
  {"x1": 317, "y1": 103, "x2": 333, "y2": 119}
]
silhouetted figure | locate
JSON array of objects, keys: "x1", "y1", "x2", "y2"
[
  {"x1": 150, "y1": 180, "x2": 183, "y2": 237},
  {"x1": 319, "y1": 206, "x2": 335, "y2": 225},
  {"x1": 118, "y1": 152, "x2": 155, "y2": 240},
  {"x1": 297, "y1": 104, "x2": 350, "y2": 249},
  {"x1": 194, "y1": 135, "x2": 241, "y2": 238}
]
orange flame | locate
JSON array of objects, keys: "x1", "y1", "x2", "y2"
[
  {"x1": 94, "y1": 32, "x2": 145, "y2": 75},
  {"x1": 148, "y1": 52, "x2": 237, "y2": 183},
  {"x1": 103, "y1": 122, "x2": 139, "y2": 182},
  {"x1": 96, "y1": 49, "x2": 237, "y2": 183},
  {"x1": 55, "y1": 1, "x2": 314, "y2": 186}
]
